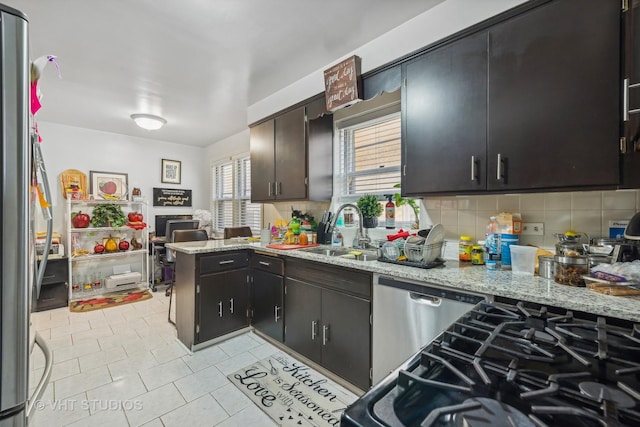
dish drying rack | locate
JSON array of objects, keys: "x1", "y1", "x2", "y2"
[{"x1": 377, "y1": 241, "x2": 446, "y2": 269}]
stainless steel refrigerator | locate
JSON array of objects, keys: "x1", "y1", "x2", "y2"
[{"x1": 1, "y1": 4, "x2": 52, "y2": 426}]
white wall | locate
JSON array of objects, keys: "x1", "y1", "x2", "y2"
[
  {"x1": 35, "y1": 121, "x2": 208, "y2": 236},
  {"x1": 203, "y1": 129, "x2": 250, "y2": 164},
  {"x1": 247, "y1": 0, "x2": 528, "y2": 123}
]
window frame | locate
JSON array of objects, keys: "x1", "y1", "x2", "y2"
[{"x1": 211, "y1": 154, "x2": 261, "y2": 233}]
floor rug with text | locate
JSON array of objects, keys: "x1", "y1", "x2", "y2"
[{"x1": 227, "y1": 351, "x2": 356, "y2": 426}]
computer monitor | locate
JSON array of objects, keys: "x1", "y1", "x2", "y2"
[
  {"x1": 165, "y1": 220, "x2": 200, "y2": 242},
  {"x1": 154, "y1": 214, "x2": 193, "y2": 238}
]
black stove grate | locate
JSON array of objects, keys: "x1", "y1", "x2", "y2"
[{"x1": 342, "y1": 300, "x2": 640, "y2": 427}]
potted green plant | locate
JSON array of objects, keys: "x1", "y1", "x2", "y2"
[
  {"x1": 90, "y1": 203, "x2": 127, "y2": 228},
  {"x1": 357, "y1": 194, "x2": 383, "y2": 228},
  {"x1": 393, "y1": 184, "x2": 420, "y2": 229}
]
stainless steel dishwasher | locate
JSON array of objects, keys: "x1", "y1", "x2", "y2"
[{"x1": 372, "y1": 274, "x2": 488, "y2": 384}]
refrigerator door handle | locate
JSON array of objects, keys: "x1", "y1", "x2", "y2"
[
  {"x1": 26, "y1": 332, "x2": 53, "y2": 419},
  {"x1": 32, "y1": 135, "x2": 54, "y2": 300}
]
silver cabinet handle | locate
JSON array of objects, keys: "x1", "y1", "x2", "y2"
[
  {"x1": 624, "y1": 78, "x2": 640, "y2": 121},
  {"x1": 218, "y1": 301, "x2": 223, "y2": 317},
  {"x1": 229, "y1": 298, "x2": 234, "y2": 314},
  {"x1": 259, "y1": 261, "x2": 271, "y2": 266},
  {"x1": 219, "y1": 260, "x2": 235, "y2": 265},
  {"x1": 496, "y1": 153, "x2": 503, "y2": 181},
  {"x1": 624, "y1": 78, "x2": 630, "y2": 121},
  {"x1": 268, "y1": 182, "x2": 272, "y2": 196},
  {"x1": 276, "y1": 182, "x2": 281, "y2": 195},
  {"x1": 322, "y1": 324, "x2": 329, "y2": 346},
  {"x1": 470, "y1": 155, "x2": 477, "y2": 182},
  {"x1": 311, "y1": 320, "x2": 317, "y2": 340},
  {"x1": 274, "y1": 305, "x2": 281, "y2": 322}
]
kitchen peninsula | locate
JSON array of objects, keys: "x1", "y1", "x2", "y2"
[{"x1": 166, "y1": 240, "x2": 640, "y2": 325}]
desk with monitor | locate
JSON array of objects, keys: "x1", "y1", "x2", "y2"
[{"x1": 151, "y1": 215, "x2": 199, "y2": 291}]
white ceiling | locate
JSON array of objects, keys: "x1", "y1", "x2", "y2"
[{"x1": 4, "y1": 0, "x2": 443, "y2": 147}]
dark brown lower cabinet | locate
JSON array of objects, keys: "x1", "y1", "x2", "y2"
[
  {"x1": 284, "y1": 277, "x2": 322, "y2": 363},
  {"x1": 320, "y1": 287, "x2": 371, "y2": 391},
  {"x1": 284, "y1": 259, "x2": 371, "y2": 390},
  {"x1": 199, "y1": 268, "x2": 250, "y2": 343},
  {"x1": 252, "y1": 268, "x2": 284, "y2": 342},
  {"x1": 174, "y1": 251, "x2": 249, "y2": 349}
]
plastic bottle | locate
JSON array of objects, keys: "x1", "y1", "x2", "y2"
[
  {"x1": 385, "y1": 195, "x2": 396, "y2": 229},
  {"x1": 459, "y1": 235, "x2": 473, "y2": 262},
  {"x1": 331, "y1": 227, "x2": 343, "y2": 247},
  {"x1": 485, "y1": 217, "x2": 501, "y2": 270},
  {"x1": 290, "y1": 216, "x2": 300, "y2": 235}
]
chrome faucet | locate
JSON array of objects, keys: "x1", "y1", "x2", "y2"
[{"x1": 329, "y1": 203, "x2": 371, "y2": 248}]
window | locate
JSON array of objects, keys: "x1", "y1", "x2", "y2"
[
  {"x1": 336, "y1": 112, "x2": 413, "y2": 226},
  {"x1": 339, "y1": 113, "x2": 401, "y2": 196},
  {"x1": 212, "y1": 155, "x2": 261, "y2": 233}
]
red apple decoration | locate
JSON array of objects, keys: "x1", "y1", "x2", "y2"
[
  {"x1": 118, "y1": 240, "x2": 130, "y2": 251},
  {"x1": 128, "y1": 212, "x2": 143, "y2": 222},
  {"x1": 94, "y1": 243, "x2": 105, "y2": 254},
  {"x1": 99, "y1": 181, "x2": 117, "y2": 195},
  {"x1": 71, "y1": 211, "x2": 91, "y2": 228}
]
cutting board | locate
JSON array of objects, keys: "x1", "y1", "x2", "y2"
[{"x1": 266, "y1": 243, "x2": 320, "y2": 250}]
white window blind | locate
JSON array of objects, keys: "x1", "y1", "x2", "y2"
[
  {"x1": 339, "y1": 113, "x2": 401, "y2": 196},
  {"x1": 212, "y1": 155, "x2": 262, "y2": 233},
  {"x1": 336, "y1": 112, "x2": 414, "y2": 227},
  {"x1": 235, "y1": 156, "x2": 262, "y2": 232}
]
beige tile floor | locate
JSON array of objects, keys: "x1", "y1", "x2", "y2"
[{"x1": 28, "y1": 292, "x2": 356, "y2": 426}]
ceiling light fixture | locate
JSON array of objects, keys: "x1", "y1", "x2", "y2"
[{"x1": 130, "y1": 113, "x2": 167, "y2": 130}]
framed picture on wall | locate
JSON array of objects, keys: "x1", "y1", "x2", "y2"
[
  {"x1": 161, "y1": 159, "x2": 181, "y2": 184},
  {"x1": 89, "y1": 171, "x2": 129, "y2": 200}
]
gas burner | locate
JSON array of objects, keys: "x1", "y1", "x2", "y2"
[
  {"x1": 579, "y1": 381, "x2": 636, "y2": 408},
  {"x1": 422, "y1": 397, "x2": 535, "y2": 427}
]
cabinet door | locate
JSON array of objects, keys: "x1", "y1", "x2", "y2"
[
  {"x1": 226, "y1": 268, "x2": 250, "y2": 333},
  {"x1": 275, "y1": 107, "x2": 307, "y2": 200},
  {"x1": 198, "y1": 269, "x2": 249, "y2": 343},
  {"x1": 284, "y1": 277, "x2": 322, "y2": 363},
  {"x1": 321, "y1": 288, "x2": 371, "y2": 391},
  {"x1": 402, "y1": 31, "x2": 488, "y2": 195},
  {"x1": 622, "y1": 1, "x2": 640, "y2": 188},
  {"x1": 487, "y1": 0, "x2": 619, "y2": 191},
  {"x1": 198, "y1": 272, "x2": 228, "y2": 343},
  {"x1": 250, "y1": 120, "x2": 276, "y2": 202},
  {"x1": 252, "y1": 269, "x2": 284, "y2": 342}
]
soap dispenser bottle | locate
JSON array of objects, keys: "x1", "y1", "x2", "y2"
[{"x1": 385, "y1": 194, "x2": 395, "y2": 229}]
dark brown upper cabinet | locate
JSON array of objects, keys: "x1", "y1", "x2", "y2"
[
  {"x1": 486, "y1": 0, "x2": 620, "y2": 191},
  {"x1": 402, "y1": 31, "x2": 488, "y2": 196},
  {"x1": 250, "y1": 96, "x2": 332, "y2": 202},
  {"x1": 622, "y1": 0, "x2": 640, "y2": 188},
  {"x1": 401, "y1": 0, "x2": 620, "y2": 196}
]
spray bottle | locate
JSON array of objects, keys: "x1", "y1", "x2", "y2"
[{"x1": 384, "y1": 195, "x2": 395, "y2": 229}]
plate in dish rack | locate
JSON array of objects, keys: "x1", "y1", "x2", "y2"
[{"x1": 423, "y1": 224, "x2": 445, "y2": 263}]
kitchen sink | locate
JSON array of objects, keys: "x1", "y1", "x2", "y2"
[{"x1": 300, "y1": 246, "x2": 379, "y2": 261}]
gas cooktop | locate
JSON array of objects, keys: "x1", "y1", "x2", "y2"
[{"x1": 342, "y1": 300, "x2": 640, "y2": 427}]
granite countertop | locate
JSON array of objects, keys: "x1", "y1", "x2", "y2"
[{"x1": 165, "y1": 240, "x2": 640, "y2": 322}]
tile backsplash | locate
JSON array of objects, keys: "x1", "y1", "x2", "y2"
[
  {"x1": 422, "y1": 190, "x2": 640, "y2": 249},
  {"x1": 261, "y1": 190, "x2": 639, "y2": 251}
]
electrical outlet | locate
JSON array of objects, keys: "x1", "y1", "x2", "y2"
[{"x1": 522, "y1": 222, "x2": 544, "y2": 236}]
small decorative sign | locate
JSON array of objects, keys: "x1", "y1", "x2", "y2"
[
  {"x1": 161, "y1": 159, "x2": 181, "y2": 184},
  {"x1": 152, "y1": 187, "x2": 192, "y2": 207},
  {"x1": 323, "y1": 55, "x2": 362, "y2": 111}
]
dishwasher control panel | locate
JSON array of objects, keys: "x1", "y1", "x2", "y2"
[{"x1": 377, "y1": 275, "x2": 487, "y2": 305}]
